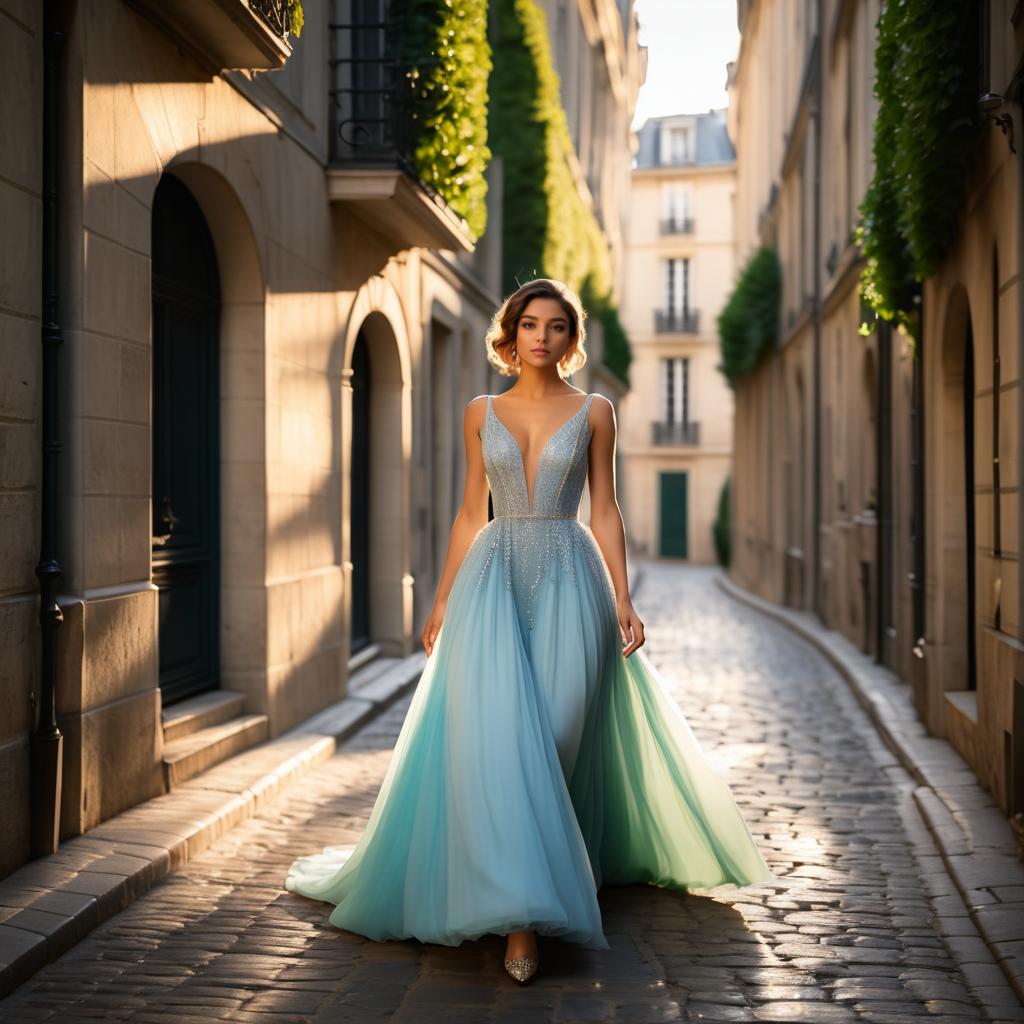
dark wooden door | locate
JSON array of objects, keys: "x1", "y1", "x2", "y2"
[
  {"x1": 151, "y1": 173, "x2": 221, "y2": 705},
  {"x1": 350, "y1": 332, "x2": 371, "y2": 653},
  {"x1": 658, "y1": 471, "x2": 688, "y2": 558},
  {"x1": 964, "y1": 319, "x2": 976, "y2": 690}
]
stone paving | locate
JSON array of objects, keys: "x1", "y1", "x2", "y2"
[{"x1": 1, "y1": 562, "x2": 1022, "y2": 1023}]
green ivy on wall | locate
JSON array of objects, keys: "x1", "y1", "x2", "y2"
[
  {"x1": 717, "y1": 246, "x2": 781, "y2": 384},
  {"x1": 857, "y1": 0, "x2": 980, "y2": 343},
  {"x1": 582, "y1": 279, "x2": 633, "y2": 386},
  {"x1": 287, "y1": 0, "x2": 304, "y2": 37},
  {"x1": 489, "y1": 0, "x2": 631, "y2": 385},
  {"x1": 399, "y1": 0, "x2": 492, "y2": 238}
]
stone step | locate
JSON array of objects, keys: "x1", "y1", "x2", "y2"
[
  {"x1": 161, "y1": 690, "x2": 248, "y2": 744},
  {"x1": 0, "y1": 648, "x2": 427, "y2": 999},
  {"x1": 162, "y1": 713, "x2": 269, "y2": 789},
  {"x1": 348, "y1": 641, "x2": 382, "y2": 674},
  {"x1": 347, "y1": 653, "x2": 403, "y2": 695}
]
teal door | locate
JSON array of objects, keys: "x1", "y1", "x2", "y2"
[{"x1": 659, "y1": 471, "x2": 688, "y2": 558}]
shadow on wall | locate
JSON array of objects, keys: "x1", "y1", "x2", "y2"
[{"x1": 75, "y1": 142, "x2": 415, "y2": 724}]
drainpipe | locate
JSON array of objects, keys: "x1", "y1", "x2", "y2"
[
  {"x1": 910, "y1": 303, "x2": 925, "y2": 660},
  {"x1": 1014, "y1": 85, "x2": 1024, "y2": 658},
  {"x1": 31, "y1": 0, "x2": 65, "y2": 858},
  {"x1": 875, "y1": 320, "x2": 892, "y2": 663},
  {"x1": 811, "y1": 10, "x2": 823, "y2": 617}
]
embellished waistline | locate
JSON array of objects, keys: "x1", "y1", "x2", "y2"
[{"x1": 492, "y1": 513, "x2": 579, "y2": 521}]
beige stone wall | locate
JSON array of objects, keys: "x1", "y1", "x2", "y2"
[
  {"x1": 0, "y1": 0, "x2": 43, "y2": 878},
  {"x1": 538, "y1": 0, "x2": 641, "y2": 296},
  {"x1": 619, "y1": 151, "x2": 736, "y2": 564},
  {"x1": 728, "y1": 0, "x2": 1024, "y2": 815},
  {"x1": 1, "y1": 0, "x2": 640, "y2": 880},
  {"x1": 919, "y1": 134, "x2": 1021, "y2": 806},
  {"x1": 0, "y1": 0, "x2": 501, "y2": 876}
]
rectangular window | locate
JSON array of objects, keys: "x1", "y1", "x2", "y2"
[
  {"x1": 663, "y1": 258, "x2": 691, "y2": 316},
  {"x1": 668, "y1": 127, "x2": 691, "y2": 163},
  {"x1": 661, "y1": 184, "x2": 693, "y2": 226},
  {"x1": 661, "y1": 357, "x2": 690, "y2": 424}
]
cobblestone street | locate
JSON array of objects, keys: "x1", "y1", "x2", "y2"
[{"x1": 1, "y1": 564, "x2": 1021, "y2": 1023}]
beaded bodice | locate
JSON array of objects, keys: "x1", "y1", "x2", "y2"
[
  {"x1": 482, "y1": 393, "x2": 595, "y2": 520},
  {"x1": 473, "y1": 394, "x2": 606, "y2": 630}
]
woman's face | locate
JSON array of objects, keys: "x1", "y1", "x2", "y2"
[{"x1": 514, "y1": 297, "x2": 576, "y2": 373}]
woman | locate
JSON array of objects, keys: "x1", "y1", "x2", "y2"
[{"x1": 285, "y1": 279, "x2": 773, "y2": 984}]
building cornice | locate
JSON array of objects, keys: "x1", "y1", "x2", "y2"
[
  {"x1": 623, "y1": 336, "x2": 718, "y2": 354},
  {"x1": 619, "y1": 445, "x2": 733, "y2": 459},
  {"x1": 732, "y1": 0, "x2": 760, "y2": 94},
  {"x1": 577, "y1": 0, "x2": 640, "y2": 112},
  {"x1": 418, "y1": 249, "x2": 499, "y2": 312},
  {"x1": 780, "y1": 33, "x2": 819, "y2": 180},
  {"x1": 632, "y1": 161, "x2": 736, "y2": 180},
  {"x1": 828, "y1": 0, "x2": 858, "y2": 68},
  {"x1": 822, "y1": 244, "x2": 865, "y2": 318},
  {"x1": 780, "y1": 302, "x2": 813, "y2": 349}
]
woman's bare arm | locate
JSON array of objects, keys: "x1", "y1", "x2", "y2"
[
  {"x1": 586, "y1": 395, "x2": 646, "y2": 655},
  {"x1": 422, "y1": 396, "x2": 491, "y2": 652}
]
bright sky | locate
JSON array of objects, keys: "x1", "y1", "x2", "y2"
[{"x1": 632, "y1": 0, "x2": 741, "y2": 128}]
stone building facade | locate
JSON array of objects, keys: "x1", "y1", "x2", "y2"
[
  {"x1": 726, "y1": 0, "x2": 1024, "y2": 821},
  {"x1": 1, "y1": 0, "x2": 640, "y2": 878},
  {"x1": 618, "y1": 111, "x2": 736, "y2": 564}
]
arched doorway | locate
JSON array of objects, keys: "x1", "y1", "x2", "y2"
[
  {"x1": 151, "y1": 173, "x2": 221, "y2": 705},
  {"x1": 783, "y1": 367, "x2": 807, "y2": 607},
  {"x1": 938, "y1": 287, "x2": 977, "y2": 696},
  {"x1": 344, "y1": 306, "x2": 408, "y2": 658},
  {"x1": 963, "y1": 317, "x2": 976, "y2": 691}
]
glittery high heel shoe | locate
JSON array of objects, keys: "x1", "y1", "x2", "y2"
[{"x1": 503, "y1": 954, "x2": 539, "y2": 984}]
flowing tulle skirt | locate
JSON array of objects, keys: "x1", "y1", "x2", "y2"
[{"x1": 284, "y1": 518, "x2": 773, "y2": 949}]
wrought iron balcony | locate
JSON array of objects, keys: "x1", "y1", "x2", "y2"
[
  {"x1": 659, "y1": 216, "x2": 695, "y2": 235},
  {"x1": 250, "y1": 0, "x2": 290, "y2": 36},
  {"x1": 329, "y1": 1, "x2": 409, "y2": 169},
  {"x1": 655, "y1": 309, "x2": 700, "y2": 334},
  {"x1": 652, "y1": 421, "x2": 701, "y2": 446},
  {"x1": 326, "y1": 0, "x2": 474, "y2": 253},
  {"x1": 127, "y1": 0, "x2": 293, "y2": 71}
]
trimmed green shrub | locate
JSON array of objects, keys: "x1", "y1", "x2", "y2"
[
  {"x1": 717, "y1": 246, "x2": 781, "y2": 384},
  {"x1": 582, "y1": 278, "x2": 632, "y2": 387}
]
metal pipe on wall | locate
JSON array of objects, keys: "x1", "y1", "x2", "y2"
[
  {"x1": 811, "y1": 1, "x2": 823, "y2": 618},
  {"x1": 30, "y1": 0, "x2": 65, "y2": 858}
]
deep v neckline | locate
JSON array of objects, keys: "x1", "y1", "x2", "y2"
[{"x1": 488, "y1": 393, "x2": 591, "y2": 515}]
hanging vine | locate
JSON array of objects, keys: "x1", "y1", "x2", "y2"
[
  {"x1": 489, "y1": 0, "x2": 631, "y2": 384},
  {"x1": 399, "y1": 0, "x2": 493, "y2": 238},
  {"x1": 857, "y1": 0, "x2": 981, "y2": 344}
]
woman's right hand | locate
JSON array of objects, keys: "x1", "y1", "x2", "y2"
[{"x1": 421, "y1": 602, "x2": 446, "y2": 656}]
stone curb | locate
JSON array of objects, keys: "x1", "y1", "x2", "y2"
[
  {"x1": 716, "y1": 572, "x2": 1024, "y2": 1006},
  {"x1": 0, "y1": 651, "x2": 427, "y2": 999}
]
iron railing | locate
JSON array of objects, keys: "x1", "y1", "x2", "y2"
[
  {"x1": 652, "y1": 420, "x2": 700, "y2": 446},
  {"x1": 655, "y1": 309, "x2": 700, "y2": 334},
  {"x1": 328, "y1": 0, "x2": 418, "y2": 168},
  {"x1": 250, "y1": 0, "x2": 291, "y2": 37},
  {"x1": 659, "y1": 216, "x2": 695, "y2": 235}
]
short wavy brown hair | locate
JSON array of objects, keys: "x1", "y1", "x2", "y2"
[{"x1": 485, "y1": 279, "x2": 588, "y2": 378}]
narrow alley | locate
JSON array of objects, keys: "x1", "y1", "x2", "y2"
[{"x1": 1, "y1": 565, "x2": 1018, "y2": 1024}]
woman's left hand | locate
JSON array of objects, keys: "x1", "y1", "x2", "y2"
[{"x1": 617, "y1": 600, "x2": 645, "y2": 657}]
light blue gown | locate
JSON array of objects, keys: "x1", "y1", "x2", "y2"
[{"x1": 284, "y1": 393, "x2": 773, "y2": 949}]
